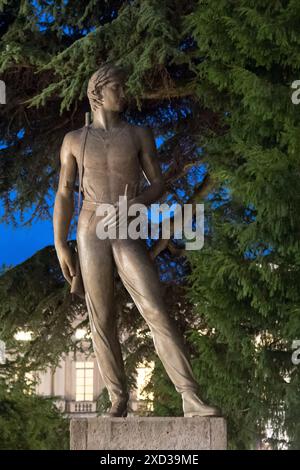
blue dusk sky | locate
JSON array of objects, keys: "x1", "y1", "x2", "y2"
[{"x1": 0, "y1": 214, "x2": 54, "y2": 268}]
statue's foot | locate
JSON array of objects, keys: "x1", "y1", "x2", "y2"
[
  {"x1": 182, "y1": 391, "x2": 221, "y2": 418},
  {"x1": 102, "y1": 393, "x2": 129, "y2": 418}
]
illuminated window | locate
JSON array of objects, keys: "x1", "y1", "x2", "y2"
[
  {"x1": 24, "y1": 372, "x2": 35, "y2": 395},
  {"x1": 136, "y1": 361, "x2": 154, "y2": 411},
  {"x1": 75, "y1": 361, "x2": 94, "y2": 401},
  {"x1": 75, "y1": 328, "x2": 87, "y2": 340},
  {"x1": 14, "y1": 330, "x2": 33, "y2": 341}
]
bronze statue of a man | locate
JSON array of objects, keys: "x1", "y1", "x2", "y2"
[{"x1": 53, "y1": 63, "x2": 220, "y2": 418}]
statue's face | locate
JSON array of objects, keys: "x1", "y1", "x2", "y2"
[{"x1": 100, "y1": 76, "x2": 127, "y2": 113}]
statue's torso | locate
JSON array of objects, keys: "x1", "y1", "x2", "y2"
[{"x1": 73, "y1": 122, "x2": 142, "y2": 204}]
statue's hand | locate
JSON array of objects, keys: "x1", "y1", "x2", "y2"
[{"x1": 56, "y1": 244, "x2": 76, "y2": 285}]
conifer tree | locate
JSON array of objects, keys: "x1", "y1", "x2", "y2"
[{"x1": 181, "y1": 0, "x2": 300, "y2": 449}]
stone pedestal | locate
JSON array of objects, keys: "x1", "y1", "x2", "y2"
[{"x1": 70, "y1": 417, "x2": 227, "y2": 450}]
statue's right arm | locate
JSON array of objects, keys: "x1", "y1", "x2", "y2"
[{"x1": 53, "y1": 132, "x2": 77, "y2": 284}]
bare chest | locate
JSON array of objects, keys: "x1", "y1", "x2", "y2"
[{"x1": 74, "y1": 125, "x2": 140, "y2": 179}]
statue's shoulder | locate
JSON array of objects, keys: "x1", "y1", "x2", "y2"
[
  {"x1": 66, "y1": 127, "x2": 85, "y2": 140},
  {"x1": 126, "y1": 123, "x2": 151, "y2": 151},
  {"x1": 62, "y1": 127, "x2": 85, "y2": 151},
  {"x1": 131, "y1": 124, "x2": 152, "y2": 134},
  {"x1": 130, "y1": 124, "x2": 154, "y2": 142}
]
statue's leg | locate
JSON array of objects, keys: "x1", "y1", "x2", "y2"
[
  {"x1": 77, "y1": 209, "x2": 127, "y2": 404},
  {"x1": 111, "y1": 237, "x2": 221, "y2": 416},
  {"x1": 111, "y1": 237, "x2": 198, "y2": 394}
]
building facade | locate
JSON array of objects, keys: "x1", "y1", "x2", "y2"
[{"x1": 34, "y1": 350, "x2": 154, "y2": 418}]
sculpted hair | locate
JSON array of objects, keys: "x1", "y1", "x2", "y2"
[{"x1": 87, "y1": 63, "x2": 127, "y2": 111}]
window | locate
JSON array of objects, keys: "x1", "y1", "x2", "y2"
[{"x1": 75, "y1": 361, "x2": 94, "y2": 402}]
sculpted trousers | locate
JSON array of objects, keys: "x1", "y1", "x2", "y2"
[{"x1": 77, "y1": 206, "x2": 198, "y2": 402}]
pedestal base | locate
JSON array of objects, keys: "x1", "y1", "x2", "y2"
[{"x1": 70, "y1": 416, "x2": 227, "y2": 450}]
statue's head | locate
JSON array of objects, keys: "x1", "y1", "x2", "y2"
[{"x1": 87, "y1": 62, "x2": 128, "y2": 113}]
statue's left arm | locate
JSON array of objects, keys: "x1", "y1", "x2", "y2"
[{"x1": 130, "y1": 126, "x2": 164, "y2": 207}]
